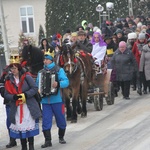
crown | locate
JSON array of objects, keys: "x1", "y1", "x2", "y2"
[
  {"x1": 44, "y1": 48, "x2": 54, "y2": 58},
  {"x1": 9, "y1": 55, "x2": 21, "y2": 64}
]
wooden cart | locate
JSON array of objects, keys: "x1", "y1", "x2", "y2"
[{"x1": 88, "y1": 69, "x2": 115, "y2": 111}]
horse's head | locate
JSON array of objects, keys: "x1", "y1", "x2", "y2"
[
  {"x1": 21, "y1": 45, "x2": 44, "y2": 75},
  {"x1": 60, "y1": 44, "x2": 77, "y2": 75}
]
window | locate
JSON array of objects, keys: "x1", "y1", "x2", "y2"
[{"x1": 20, "y1": 6, "x2": 34, "y2": 34}]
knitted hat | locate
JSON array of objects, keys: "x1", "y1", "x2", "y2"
[
  {"x1": 52, "y1": 34, "x2": 58, "y2": 41},
  {"x1": 138, "y1": 33, "x2": 145, "y2": 40},
  {"x1": 71, "y1": 32, "x2": 77, "y2": 37},
  {"x1": 115, "y1": 29, "x2": 123, "y2": 35},
  {"x1": 119, "y1": 41, "x2": 126, "y2": 47},
  {"x1": 128, "y1": 32, "x2": 137, "y2": 40}
]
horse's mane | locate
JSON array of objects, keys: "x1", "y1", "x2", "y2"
[
  {"x1": 61, "y1": 44, "x2": 73, "y2": 56},
  {"x1": 21, "y1": 45, "x2": 44, "y2": 74},
  {"x1": 22, "y1": 45, "x2": 43, "y2": 63}
]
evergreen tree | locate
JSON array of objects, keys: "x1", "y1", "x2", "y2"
[
  {"x1": 18, "y1": 32, "x2": 36, "y2": 52},
  {"x1": 45, "y1": 0, "x2": 149, "y2": 38},
  {"x1": 0, "y1": 25, "x2": 4, "y2": 54},
  {"x1": 0, "y1": 31, "x2": 4, "y2": 55},
  {"x1": 38, "y1": 24, "x2": 45, "y2": 46}
]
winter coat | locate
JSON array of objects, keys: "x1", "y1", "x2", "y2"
[
  {"x1": 117, "y1": 36, "x2": 127, "y2": 43},
  {"x1": 106, "y1": 40, "x2": 118, "y2": 57},
  {"x1": 132, "y1": 40, "x2": 147, "y2": 68},
  {"x1": 40, "y1": 38, "x2": 54, "y2": 52},
  {"x1": 0, "y1": 66, "x2": 10, "y2": 104},
  {"x1": 139, "y1": 44, "x2": 150, "y2": 80},
  {"x1": 111, "y1": 48, "x2": 138, "y2": 81},
  {"x1": 76, "y1": 38, "x2": 92, "y2": 53},
  {"x1": 4, "y1": 74, "x2": 41, "y2": 124},
  {"x1": 36, "y1": 62, "x2": 69, "y2": 104}
]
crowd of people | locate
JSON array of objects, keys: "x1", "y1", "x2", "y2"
[{"x1": 1, "y1": 14, "x2": 150, "y2": 149}]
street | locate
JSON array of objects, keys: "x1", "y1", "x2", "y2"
[{"x1": 1, "y1": 90, "x2": 150, "y2": 150}]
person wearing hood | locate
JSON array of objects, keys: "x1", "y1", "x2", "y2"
[
  {"x1": 91, "y1": 32, "x2": 107, "y2": 74},
  {"x1": 36, "y1": 51, "x2": 69, "y2": 148},
  {"x1": 81, "y1": 20, "x2": 88, "y2": 30},
  {"x1": 132, "y1": 32, "x2": 147, "y2": 95},
  {"x1": 51, "y1": 34, "x2": 59, "y2": 49},
  {"x1": 115, "y1": 29, "x2": 127, "y2": 46}
]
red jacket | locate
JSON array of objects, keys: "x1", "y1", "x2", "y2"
[{"x1": 132, "y1": 40, "x2": 147, "y2": 68}]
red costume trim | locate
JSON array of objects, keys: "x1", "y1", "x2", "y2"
[
  {"x1": 59, "y1": 55, "x2": 64, "y2": 66},
  {"x1": 80, "y1": 51, "x2": 86, "y2": 57},
  {"x1": 62, "y1": 104, "x2": 65, "y2": 114},
  {"x1": 5, "y1": 73, "x2": 27, "y2": 123}
]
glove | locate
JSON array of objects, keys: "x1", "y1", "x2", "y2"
[
  {"x1": 13, "y1": 94, "x2": 22, "y2": 101},
  {"x1": 17, "y1": 93, "x2": 26, "y2": 104}
]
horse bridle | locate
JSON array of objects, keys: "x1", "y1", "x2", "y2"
[{"x1": 63, "y1": 45, "x2": 78, "y2": 74}]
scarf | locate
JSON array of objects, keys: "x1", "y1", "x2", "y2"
[{"x1": 5, "y1": 73, "x2": 27, "y2": 123}]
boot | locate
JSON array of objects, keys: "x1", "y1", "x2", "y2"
[
  {"x1": 6, "y1": 137, "x2": 17, "y2": 148},
  {"x1": 28, "y1": 137, "x2": 34, "y2": 150},
  {"x1": 59, "y1": 128, "x2": 66, "y2": 144},
  {"x1": 20, "y1": 139, "x2": 27, "y2": 150},
  {"x1": 41, "y1": 129, "x2": 52, "y2": 148},
  {"x1": 137, "y1": 88, "x2": 142, "y2": 95}
]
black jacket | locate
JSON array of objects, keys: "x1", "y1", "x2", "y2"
[{"x1": 76, "y1": 38, "x2": 92, "y2": 53}]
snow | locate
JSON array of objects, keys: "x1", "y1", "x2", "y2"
[{"x1": 0, "y1": 95, "x2": 7, "y2": 138}]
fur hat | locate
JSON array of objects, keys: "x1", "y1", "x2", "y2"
[
  {"x1": 128, "y1": 32, "x2": 137, "y2": 40},
  {"x1": 77, "y1": 30, "x2": 86, "y2": 36},
  {"x1": 137, "y1": 22, "x2": 143, "y2": 28}
]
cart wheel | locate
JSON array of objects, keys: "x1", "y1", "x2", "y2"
[
  {"x1": 106, "y1": 82, "x2": 115, "y2": 105},
  {"x1": 94, "y1": 94, "x2": 103, "y2": 111}
]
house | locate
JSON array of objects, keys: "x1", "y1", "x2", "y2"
[{"x1": 2, "y1": 0, "x2": 46, "y2": 49}]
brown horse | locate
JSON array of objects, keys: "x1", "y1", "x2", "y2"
[{"x1": 59, "y1": 44, "x2": 94, "y2": 123}]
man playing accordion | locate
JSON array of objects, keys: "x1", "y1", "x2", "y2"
[{"x1": 36, "y1": 50, "x2": 69, "y2": 148}]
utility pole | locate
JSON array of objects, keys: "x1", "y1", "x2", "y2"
[
  {"x1": 0, "y1": 0, "x2": 10, "y2": 65},
  {"x1": 128, "y1": 0, "x2": 133, "y2": 17}
]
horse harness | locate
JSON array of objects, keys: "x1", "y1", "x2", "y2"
[{"x1": 62, "y1": 45, "x2": 87, "y2": 82}]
